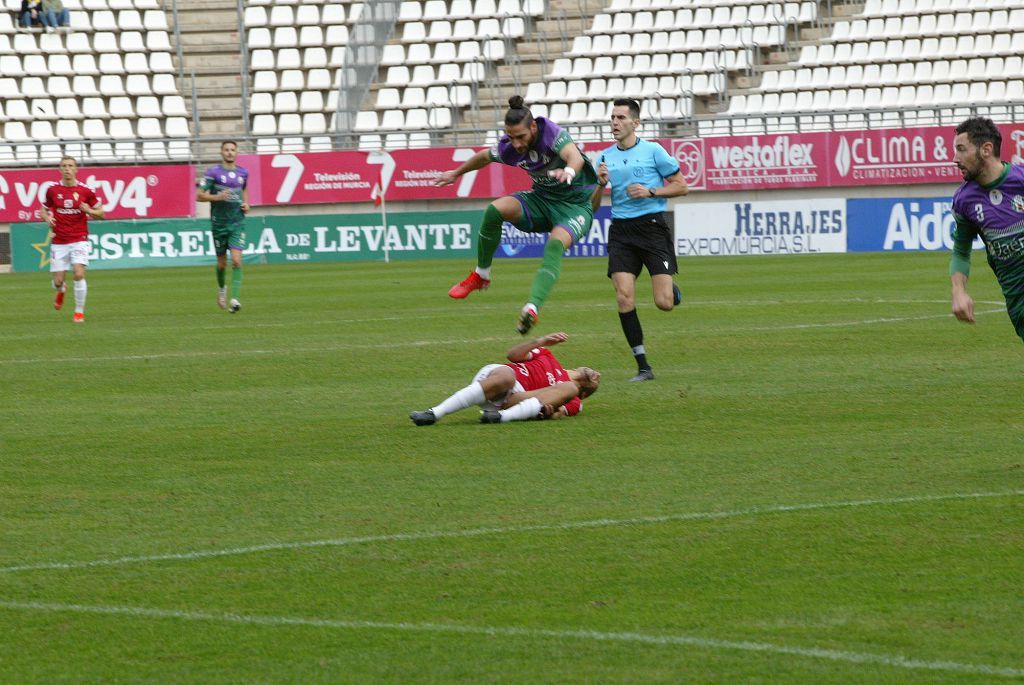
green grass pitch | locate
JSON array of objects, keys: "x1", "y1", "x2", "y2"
[{"x1": 0, "y1": 251, "x2": 1021, "y2": 683}]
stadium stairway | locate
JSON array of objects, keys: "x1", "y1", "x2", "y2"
[
  {"x1": 461, "y1": 0, "x2": 605, "y2": 133},
  {"x1": 365, "y1": 0, "x2": 608, "y2": 142},
  {"x1": 711, "y1": 1, "x2": 858, "y2": 120},
  {"x1": 173, "y1": 0, "x2": 247, "y2": 161}
]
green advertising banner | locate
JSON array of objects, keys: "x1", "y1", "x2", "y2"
[{"x1": 11, "y1": 211, "x2": 479, "y2": 272}]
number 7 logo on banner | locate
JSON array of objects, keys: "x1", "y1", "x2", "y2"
[
  {"x1": 271, "y1": 154, "x2": 305, "y2": 204},
  {"x1": 367, "y1": 151, "x2": 395, "y2": 205},
  {"x1": 452, "y1": 148, "x2": 480, "y2": 198}
]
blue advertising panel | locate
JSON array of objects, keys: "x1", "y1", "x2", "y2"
[{"x1": 847, "y1": 196, "x2": 982, "y2": 252}]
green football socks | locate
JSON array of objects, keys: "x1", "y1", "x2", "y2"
[
  {"x1": 216, "y1": 266, "x2": 226, "y2": 288},
  {"x1": 528, "y1": 238, "x2": 565, "y2": 310},
  {"x1": 231, "y1": 266, "x2": 243, "y2": 300},
  {"x1": 477, "y1": 204, "x2": 503, "y2": 269}
]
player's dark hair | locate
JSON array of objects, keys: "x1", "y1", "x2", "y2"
[
  {"x1": 59, "y1": 156, "x2": 77, "y2": 165},
  {"x1": 613, "y1": 98, "x2": 641, "y2": 119},
  {"x1": 504, "y1": 95, "x2": 533, "y2": 127},
  {"x1": 221, "y1": 140, "x2": 238, "y2": 149},
  {"x1": 955, "y1": 117, "x2": 1001, "y2": 157}
]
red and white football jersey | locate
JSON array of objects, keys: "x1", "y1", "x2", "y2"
[
  {"x1": 44, "y1": 183, "x2": 101, "y2": 244},
  {"x1": 505, "y1": 347, "x2": 582, "y2": 416}
]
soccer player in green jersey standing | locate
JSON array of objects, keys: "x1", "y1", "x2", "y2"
[{"x1": 198, "y1": 141, "x2": 250, "y2": 313}]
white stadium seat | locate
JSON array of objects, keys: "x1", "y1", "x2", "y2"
[{"x1": 125, "y1": 74, "x2": 152, "y2": 95}]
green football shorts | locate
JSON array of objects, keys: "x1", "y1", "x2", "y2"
[
  {"x1": 212, "y1": 222, "x2": 246, "y2": 256},
  {"x1": 511, "y1": 190, "x2": 593, "y2": 243}
]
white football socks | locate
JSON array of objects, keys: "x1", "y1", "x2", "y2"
[
  {"x1": 475, "y1": 266, "x2": 491, "y2": 280},
  {"x1": 432, "y1": 382, "x2": 486, "y2": 419},
  {"x1": 499, "y1": 397, "x2": 543, "y2": 422},
  {"x1": 73, "y1": 279, "x2": 87, "y2": 314}
]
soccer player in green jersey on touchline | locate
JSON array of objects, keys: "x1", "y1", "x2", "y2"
[
  {"x1": 198, "y1": 141, "x2": 250, "y2": 313},
  {"x1": 433, "y1": 95, "x2": 599, "y2": 335},
  {"x1": 950, "y1": 117, "x2": 1024, "y2": 342}
]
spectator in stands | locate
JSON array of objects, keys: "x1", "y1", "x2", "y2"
[
  {"x1": 590, "y1": 98, "x2": 689, "y2": 382},
  {"x1": 433, "y1": 95, "x2": 599, "y2": 335},
  {"x1": 950, "y1": 116, "x2": 1024, "y2": 343},
  {"x1": 409, "y1": 331, "x2": 600, "y2": 426},
  {"x1": 19, "y1": 0, "x2": 42, "y2": 28},
  {"x1": 40, "y1": 0, "x2": 69, "y2": 31}
]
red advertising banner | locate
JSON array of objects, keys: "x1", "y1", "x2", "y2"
[
  {"x1": 241, "y1": 123, "x2": 1024, "y2": 207},
  {"x1": 667, "y1": 123, "x2": 1024, "y2": 192},
  {"x1": 238, "y1": 148, "x2": 533, "y2": 207},
  {"x1": 0, "y1": 165, "x2": 195, "y2": 222},
  {"x1": 6, "y1": 122, "x2": 1021, "y2": 218}
]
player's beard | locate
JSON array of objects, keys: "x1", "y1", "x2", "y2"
[{"x1": 959, "y1": 151, "x2": 984, "y2": 182}]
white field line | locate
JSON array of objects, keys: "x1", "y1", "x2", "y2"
[
  {"x1": 0, "y1": 307, "x2": 1007, "y2": 367},
  {"x1": 2, "y1": 489, "x2": 1020, "y2": 575},
  {"x1": 195, "y1": 299, "x2": 1005, "y2": 331},
  {"x1": 742, "y1": 307, "x2": 1006, "y2": 332},
  {"x1": 0, "y1": 600, "x2": 1021, "y2": 678},
  {"x1": 0, "y1": 336, "x2": 510, "y2": 366}
]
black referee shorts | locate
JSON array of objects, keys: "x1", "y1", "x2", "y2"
[{"x1": 607, "y1": 212, "x2": 678, "y2": 278}]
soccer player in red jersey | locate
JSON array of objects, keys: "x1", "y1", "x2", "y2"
[
  {"x1": 409, "y1": 331, "x2": 600, "y2": 425},
  {"x1": 39, "y1": 156, "x2": 105, "y2": 323}
]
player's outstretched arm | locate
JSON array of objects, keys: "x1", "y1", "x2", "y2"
[
  {"x1": 197, "y1": 184, "x2": 230, "y2": 203},
  {"x1": 81, "y1": 202, "x2": 104, "y2": 220},
  {"x1": 660, "y1": 170, "x2": 689, "y2": 198},
  {"x1": 502, "y1": 381, "x2": 580, "y2": 418},
  {"x1": 949, "y1": 228, "x2": 974, "y2": 324},
  {"x1": 590, "y1": 161, "x2": 608, "y2": 213},
  {"x1": 951, "y1": 271, "x2": 975, "y2": 324},
  {"x1": 548, "y1": 144, "x2": 585, "y2": 184},
  {"x1": 506, "y1": 332, "x2": 568, "y2": 361},
  {"x1": 433, "y1": 149, "x2": 492, "y2": 186}
]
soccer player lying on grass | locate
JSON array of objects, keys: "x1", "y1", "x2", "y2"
[{"x1": 410, "y1": 332, "x2": 600, "y2": 425}]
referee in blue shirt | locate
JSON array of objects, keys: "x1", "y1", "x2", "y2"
[{"x1": 591, "y1": 99, "x2": 689, "y2": 382}]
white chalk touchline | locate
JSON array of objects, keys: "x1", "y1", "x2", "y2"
[
  {"x1": 0, "y1": 306, "x2": 1007, "y2": 366},
  {"x1": 0, "y1": 336, "x2": 512, "y2": 366},
  {"x1": 0, "y1": 600, "x2": 1020, "y2": 678},
  {"x1": 740, "y1": 307, "x2": 1006, "y2": 331},
  {"x1": 2, "y1": 489, "x2": 1020, "y2": 574}
]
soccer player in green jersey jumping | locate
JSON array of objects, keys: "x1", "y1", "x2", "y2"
[
  {"x1": 433, "y1": 95, "x2": 599, "y2": 334},
  {"x1": 198, "y1": 141, "x2": 250, "y2": 313}
]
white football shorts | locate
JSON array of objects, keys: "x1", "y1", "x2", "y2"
[
  {"x1": 472, "y1": 364, "x2": 525, "y2": 410},
  {"x1": 50, "y1": 241, "x2": 91, "y2": 272}
]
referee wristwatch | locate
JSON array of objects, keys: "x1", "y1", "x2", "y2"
[{"x1": 647, "y1": 187, "x2": 656, "y2": 197}]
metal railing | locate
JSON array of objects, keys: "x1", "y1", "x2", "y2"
[
  {"x1": 331, "y1": 0, "x2": 401, "y2": 147},
  {"x1": 4, "y1": 100, "x2": 1024, "y2": 170},
  {"x1": 6, "y1": 0, "x2": 1021, "y2": 167},
  {"x1": 236, "y1": 0, "x2": 250, "y2": 136},
  {"x1": 170, "y1": 0, "x2": 185, "y2": 85},
  {"x1": 189, "y1": 71, "x2": 201, "y2": 138}
]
